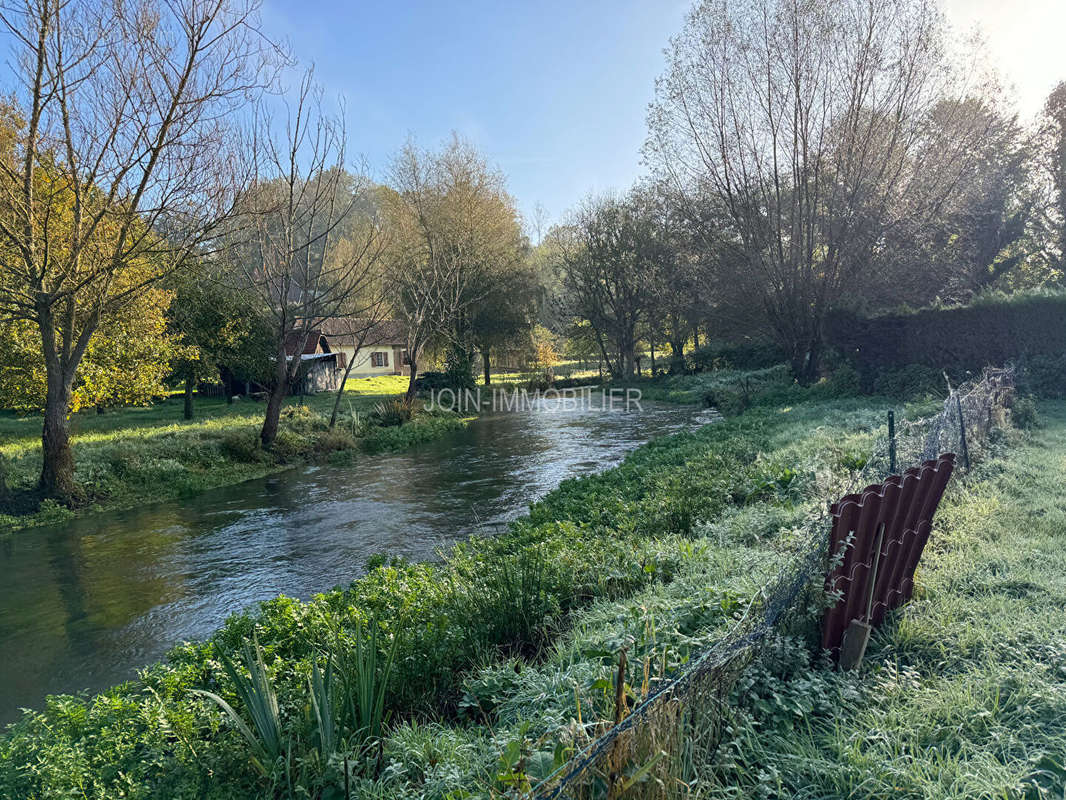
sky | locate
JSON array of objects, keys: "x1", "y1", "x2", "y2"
[
  {"x1": 1, "y1": 0, "x2": 1058, "y2": 231},
  {"x1": 258, "y1": 0, "x2": 691, "y2": 231},
  {"x1": 259, "y1": 0, "x2": 1066, "y2": 233},
  {"x1": 944, "y1": 0, "x2": 1066, "y2": 119}
]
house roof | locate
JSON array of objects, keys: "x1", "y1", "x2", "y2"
[
  {"x1": 319, "y1": 318, "x2": 407, "y2": 346},
  {"x1": 283, "y1": 331, "x2": 330, "y2": 357}
]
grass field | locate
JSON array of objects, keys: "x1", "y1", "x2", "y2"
[{"x1": 700, "y1": 401, "x2": 1066, "y2": 798}]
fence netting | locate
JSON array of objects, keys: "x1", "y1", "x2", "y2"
[{"x1": 528, "y1": 366, "x2": 1015, "y2": 800}]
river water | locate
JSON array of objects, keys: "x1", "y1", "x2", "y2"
[{"x1": 0, "y1": 398, "x2": 711, "y2": 723}]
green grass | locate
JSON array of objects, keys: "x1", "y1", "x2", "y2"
[
  {"x1": 0, "y1": 375, "x2": 468, "y2": 532},
  {"x1": 1, "y1": 389, "x2": 1049, "y2": 799},
  {"x1": 697, "y1": 402, "x2": 1066, "y2": 799},
  {"x1": 0, "y1": 394, "x2": 901, "y2": 799}
]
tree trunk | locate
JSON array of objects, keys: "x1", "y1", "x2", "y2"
[
  {"x1": 40, "y1": 373, "x2": 76, "y2": 499},
  {"x1": 482, "y1": 349, "x2": 491, "y2": 386},
  {"x1": 184, "y1": 374, "x2": 195, "y2": 420},
  {"x1": 405, "y1": 354, "x2": 419, "y2": 402},
  {"x1": 650, "y1": 342, "x2": 656, "y2": 376},
  {"x1": 622, "y1": 340, "x2": 637, "y2": 380},
  {"x1": 260, "y1": 356, "x2": 289, "y2": 448},
  {"x1": 802, "y1": 336, "x2": 823, "y2": 385},
  {"x1": 669, "y1": 339, "x2": 685, "y2": 374},
  {"x1": 329, "y1": 350, "x2": 361, "y2": 429}
]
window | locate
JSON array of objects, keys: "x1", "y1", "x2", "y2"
[{"x1": 371, "y1": 351, "x2": 389, "y2": 368}]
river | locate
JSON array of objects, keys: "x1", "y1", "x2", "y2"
[{"x1": 0, "y1": 397, "x2": 711, "y2": 723}]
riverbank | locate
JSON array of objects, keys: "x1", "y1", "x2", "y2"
[
  {"x1": 702, "y1": 401, "x2": 1066, "y2": 797},
  {"x1": 0, "y1": 393, "x2": 909, "y2": 799},
  {"x1": 0, "y1": 377, "x2": 471, "y2": 533}
]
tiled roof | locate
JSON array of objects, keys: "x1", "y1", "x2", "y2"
[{"x1": 319, "y1": 318, "x2": 407, "y2": 346}]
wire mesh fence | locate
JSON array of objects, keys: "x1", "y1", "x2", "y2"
[{"x1": 527, "y1": 366, "x2": 1015, "y2": 800}]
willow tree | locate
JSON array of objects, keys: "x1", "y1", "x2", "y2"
[
  {"x1": 384, "y1": 136, "x2": 527, "y2": 399},
  {"x1": 0, "y1": 0, "x2": 275, "y2": 499},
  {"x1": 647, "y1": 0, "x2": 992, "y2": 380}
]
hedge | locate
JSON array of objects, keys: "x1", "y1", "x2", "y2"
[{"x1": 826, "y1": 292, "x2": 1066, "y2": 388}]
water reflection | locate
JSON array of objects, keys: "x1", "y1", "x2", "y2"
[{"x1": 0, "y1": 399, "x2": 705, "y2": 722}]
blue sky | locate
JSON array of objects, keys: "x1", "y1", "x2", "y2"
[{"x1": 258, "y1": 0, "x2": 691, "y2": 231}]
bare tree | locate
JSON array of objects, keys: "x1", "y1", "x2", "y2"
[
  {"x1": 647, "y1": 0, "x2": 992, "y2": 380},
  {"x1": 231, "y1": 72, "x2": 386, "y2": 447},
  {"x1": 0, "y1": 0, "x2": 278, "y2": 499},
  {"x1": 384, "y1": 136, "x2": 526, "y2": 400}
]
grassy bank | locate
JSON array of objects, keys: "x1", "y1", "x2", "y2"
[
  {"x1": 0, "y1": 393, "x2": 905, "y2": 799},
  {"x1": 698, "y1": 402, "x2": 1066, "y2": 798},
  {"x1": 0, "y1": 376, "x2": 469, "y2": 532}
]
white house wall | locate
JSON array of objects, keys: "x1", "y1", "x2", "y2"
[{"x1": 334, "y1": 345, "x2": 403, "y2": 377}]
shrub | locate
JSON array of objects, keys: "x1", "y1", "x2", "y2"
[
  {"x1": 269, "y1": 429, "x2": 313, "y2": 462},
  {"x1": 1010, "y1": 395, "x2": 1039, "y2": 429},
  {"x1": 869, "y1": 363, "x2": 945, "y2": 398},
  {"x1": 219, "y1": 430, "x2": 264, "y2": 463},
  {"x1": 313, "y1": 428, "x2": 357, "y2": 456},
  {"x1": 279, "y1": 404, "x2": 328, "y2": 435},
  {"x1": 827, "y1": 290, "x2": 1066, "y2": 382},
  {"x1": 688, "y1": 340, "x2": 788, "y2": 372},
  {"x1": 370, "y1": 398, "x2": 415, "y2": 427},
  {"x1": 1018, "y1": 353, "x2": 1066, "y2": 398}
]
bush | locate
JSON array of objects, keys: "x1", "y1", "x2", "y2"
[
  {"x1": 688, "y1": 340, "x2": 788, "y2": 373},
  {"x1": 868, "y1": 363, "x2": 945, "y2": 398},
  {"x1": 269, "y1": 428, "x2": 313, "y2": 462},
  {"x1": 313, "y1": 427, "x2": 357, "y2": 455},
  {"x1": 219, "y1": 430, "x2": 264, "y2": 463},
  {"x1": 1010, "y1": 395, "x2": 1040, "y2": 429},
  {"x1": 412, "y1": 371, "x2": 449, "y2": 392},
  {"x1": 827, "y1": 290, "x2": 1066, "y2": 385},
  {"x1": 370, "y1": 398, "x2": 415, "y2": 427},
  {"x1": 1018, "y1": 353, "x2": 1066, "y2": 398}
]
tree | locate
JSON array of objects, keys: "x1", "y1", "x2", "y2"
[
  {"x1": 647, "y1": 0, "x2": 991, "y2": 380},
  {"x1": 1037, "y1": 81, "x2": 1066, "y2": 275},
  {"x1": 229, "y1": 73, "x2": 386, "y2": 448},
  {"x1": 0, "y1": 285, "x2": 183, "y2": 414},
  {"x1": 0, "y1": 0, "x2": 275, "y2": 499},
  {"x1": 166, "y1": 266, "x2": 273, "y2": 420},
  {"x1": 555, "y1": 191, "x2": 664, "y2": 379},
  {"x1": 468, "y1": 262, "x2": 539, "y2": 385},
  {"x1": 383, "y1": 136, "x2": 527, "y2": 399},
  {"x1": 868, "y1": 99, "x2": 1035, "y2": 307}
]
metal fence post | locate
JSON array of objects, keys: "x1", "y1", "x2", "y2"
[
  {"x1": 888, "y1": 410, "x2": 896, "y2": 475},
  {"x1": 955, "y1": 394, "x2": 970, "y2": 470}
]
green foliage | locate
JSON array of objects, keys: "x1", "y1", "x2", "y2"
[
  {"x1": 1011, "y1": 395, "x2": 1040, "y2": 429},
  {"x1": 194, "y1": 637, "x2": 285, "y2": 776},
  {"x1": 369, "y1": 398, "x2": 415, "y2": 427},
  {"x1": 827, "y1": 290, "x2": 1066, "y2": 390},
  {"x1": 869, "y1": 363, "x2": 946, "y2": 398},
  {"x1": 0, "y1": 288, "x2": 187, "y2": 413},
  {"x1": 1018, "y1": 352, "x2": 1066, "y2": 398},
  {"x1": 701, "y1": 406, "x2": 1066, "y2": 798},
  {"x1": 687, "y1": 339, "x2": 788, "y2": 372},
  {"x1": 0, "y1": 395, "x2": 894, "y2": 798}
]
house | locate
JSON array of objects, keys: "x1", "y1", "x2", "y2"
[
  {"x1": 284, "y1": 331, "x2": 346, "y2": 395},
  {"x1": 319, "y1": 319, "x2": 410, "y2": 378}
]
